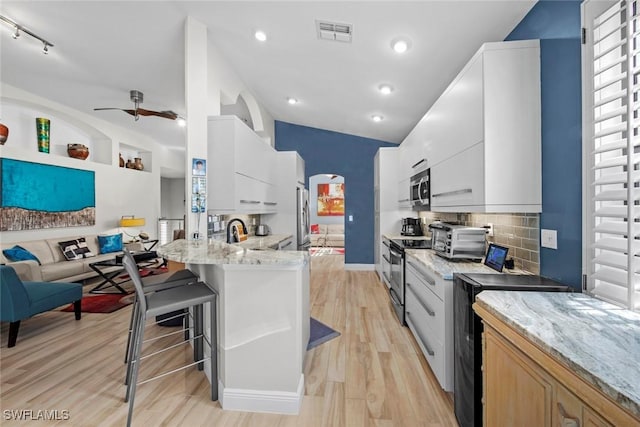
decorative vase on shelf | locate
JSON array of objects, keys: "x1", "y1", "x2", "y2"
[
  {"x1": 0, "y1": 123, "x2": 8, "y2": 145},
  {"x1": 119, "y1": 153, "x2": 125, "y2": 167},
  {"x1": 134, "y1": 157, "x2": 144, "y2": 171},
  {"x1": 67, "y1": 143, "x2": 89, "y2": 160},
  {"x1": 36, "y1": 117, "x2": 50, "y2": 153},
  {"x1": 126, "y1": 159, "x2": 135, "y2": 169}
]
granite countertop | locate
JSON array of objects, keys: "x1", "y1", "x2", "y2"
[
  {"x1": 475, "y1": 291, "x2": 640, "y2": 418},
  {"x1": 157, "y1": 237, "x2": 306, "y2": 266},
  {"x1": 233, "y1": 234, "x2": 292, "y2": 250},
  {"x1": 405, "y1": 249, "x2": 511, "y2": 280}
]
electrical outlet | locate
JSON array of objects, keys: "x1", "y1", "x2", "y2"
[
  {"x1": 348, "y1": 215, "x2": 354, "y2": 222},
  {"x1": 487, "y1": 223, "x2": 494, "y2": 237},
  {"x1": 541, "y1": 229, "x2": 558, "y2": 249}
]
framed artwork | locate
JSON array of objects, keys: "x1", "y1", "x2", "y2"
[
  {"x1": 192, "y1": 158, "x2": 206, "y2": 176},
  {"x1": 0, "y1": 158, "x2": 95, "y2": 231},
  {"x1": 317, "y1": 183, "x2": 345, "y2": 216},
  {"x1": 192, "y1": 177, "x2": 206, "y2": 195}
]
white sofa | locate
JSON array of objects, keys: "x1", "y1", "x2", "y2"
[
  {"x1": 0, "y1": 234, "x2": 135, "y2": 282},
  {"x1": 310, "y1": 224, "x2": 344, "y2": 247}
]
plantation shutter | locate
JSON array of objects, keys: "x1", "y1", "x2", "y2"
[{"x1": 584, "y1": 0, "x2": 640, "y2": 310}]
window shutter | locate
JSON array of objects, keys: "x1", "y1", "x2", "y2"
[{"x1": 584, "y1": 0, "x2": 640, "y2": 310}]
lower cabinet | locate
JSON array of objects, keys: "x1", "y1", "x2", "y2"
[
  {"x1": 404, "y1": 256, "x2": 454, "y2": 391},
  {"x1": 481, "y1": 320, "x2": 630, "y2": 427}
]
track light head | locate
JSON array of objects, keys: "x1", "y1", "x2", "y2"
[
  {"x1": 12, "y1": 27, "x2": 19, "y2": 39},
  {"x1": 42, "y1": 43, "x2": 48, "y2": 54}
]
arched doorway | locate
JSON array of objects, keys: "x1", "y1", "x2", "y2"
[{"x1": 309, "y1": 174, "x2": 345, "y2": 256}]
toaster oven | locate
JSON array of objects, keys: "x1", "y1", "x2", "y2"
[{"x1": 428, "y1": 222, "x2": 487, "y2": 260}]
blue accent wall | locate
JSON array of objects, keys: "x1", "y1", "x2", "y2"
[
  {"x1": 275, "y1": 121, "x2": 396, "y2": 264},
  {"x1": 506, "y1": 0, "x2": 583, "y2": 289}
]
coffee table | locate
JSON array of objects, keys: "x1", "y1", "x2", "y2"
[{"x1": 89, "y1": 251, "x2": 159, "y2": 294}]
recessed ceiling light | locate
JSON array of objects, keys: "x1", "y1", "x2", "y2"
[
  {"x1": 255, "y1": 30, "x2": 267, "y2": 42},
  {"x1": 391, "y1": 38, "x2": 411, "y2": 54},
  {"x1": 287, "y1": 97, "x2": 298, "y2": 105},
  {"x1": 378, "y1": 84, "x2": 394, "y2": 95},
  {"x1": 372, "y1": 115, "x2": 384, "y2": 122}
]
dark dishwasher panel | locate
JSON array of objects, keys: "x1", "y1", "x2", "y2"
[{"x1": 452, "y1": 273, "x2": 573, "y2": 427}]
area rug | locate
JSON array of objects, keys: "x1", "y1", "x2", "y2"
[
  {"x1": 307, "y1": 317, "x2": 340, "y2": 350},
  {"x1": 309, "y1": 247, "x2": 345, "y2": 256},
  {"x1": 61, "y1": 293, "x2": 134, "y2": 314}
]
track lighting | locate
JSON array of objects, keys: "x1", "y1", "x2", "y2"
[{"x1": 1, "y1": 14, "x2": 54, "y2": 55}]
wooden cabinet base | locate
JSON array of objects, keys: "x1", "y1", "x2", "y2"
[{"x1": 475, "y1": 303, "x2": 638, "y2": 426}]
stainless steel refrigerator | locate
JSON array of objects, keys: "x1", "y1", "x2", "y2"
[{"x1": 296, "y1": 186, "x2": 311, "y2": 250}]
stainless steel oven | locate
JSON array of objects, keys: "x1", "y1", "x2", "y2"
[
  {"x1": 388, "y1": 238, "x2": 432, "y2": 325},
  {"x1": 389, "y1": 242, "x2": 404, "y2": 322}
]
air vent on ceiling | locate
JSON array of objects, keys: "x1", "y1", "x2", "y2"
[{"x1": 316, "y1": 20, "x2": 352, "y2": 43}]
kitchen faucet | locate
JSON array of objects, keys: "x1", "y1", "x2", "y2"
[{"x1": 226, "y1": 218, "x2": 247, "y2": 243}]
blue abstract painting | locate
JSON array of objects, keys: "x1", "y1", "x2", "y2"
[{"x1": 0, "y1": 158, "x2": 95, "y2": 231}]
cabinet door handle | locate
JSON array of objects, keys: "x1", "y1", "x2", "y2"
[
  {"x1": 382, "y1": 272, "x2": 391, "y2": 284},
  {"x1": 431, "y1": 188, "x2": 472, "y2": 198},
  {"x1": 406, "y1": 312, "x2": 435, "y2": 356},
  {"x1": 382, "y1": 241, "x2": 390, "y2": 248},
  {"x1": 412, "y1": 158, "x2": 427, "y2": 169},
  {"x1": 281, "y1": 241, "x2": 293, "y2": 248},
  {"x1": 382, "y1": 254, "x2": 391, "y2": 264},
  {"x1": 557, "y1": 402, "x2": 580, "y2": 427},
  {"x1": 398, "y1": 198, "x2": 410, "y2": 203},
  {"x1": 406, "y1": 284, "x2": 435, "y2": 316},
  {"x1": 239, "y1": 199, "x2": 261, "y2": 204},
  {"x1": 407, "y1": 260, "x2": 436, "y2": 286},
  {"x1": 263, "y1": 201, "x2": 278, "y2": 205}
]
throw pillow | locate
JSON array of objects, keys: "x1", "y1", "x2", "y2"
[
  {"x1": 58, "y1": 237, "x2": 95, "y2": 261},
  {"x1": 2, "y1": 245, "x2": 41, "y2": 265},
  {"x1": 311, "y1": 224, "x2": 320, "y2": 234},
  {"x1": 98, "y1": 233, "x2": 123, "y2": 254}
]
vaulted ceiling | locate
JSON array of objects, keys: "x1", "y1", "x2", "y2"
[{"x1": 0, "y1": 1, "x2": 535, "y2": 148}]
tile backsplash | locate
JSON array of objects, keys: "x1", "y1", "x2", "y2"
[{"x1": 418, "y1": 211, "x2": 540, "y2": 274}]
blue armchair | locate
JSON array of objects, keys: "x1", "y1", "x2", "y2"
[{"x1": 1, "y1": 265, "x2": 82, "y2": 348}]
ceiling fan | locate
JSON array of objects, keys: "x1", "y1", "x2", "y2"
[{"x1": 94, "y1": 90, "x2": 180, "y2": 122}]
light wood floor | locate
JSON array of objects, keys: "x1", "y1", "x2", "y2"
[{"x1": 1, "y1": 255, "x2": 458, "y2": 426}]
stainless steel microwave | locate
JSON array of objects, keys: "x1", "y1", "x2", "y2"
[{"x1": 410, "y1": 169, "x2": 430, "y2": 209}]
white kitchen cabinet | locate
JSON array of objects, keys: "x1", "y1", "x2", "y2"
[
  {"x1": 374, "y1": 147, "x2": 404, "y2": 280},
  {"x1": 403, "y1": 39, "x2": 541, "y2": 213},
  {"x1": 397, "y1": 178, "x2": 411, "y2": 210},
  {"x1": 404, "y1": 256, "x2": 454, "y2": 392},
  {"x1": 208, "y1": 116, "x2": 278, "y2": 214},
  {"x1": 263, "y1": 151, "x2": 305, "y2": 244}
]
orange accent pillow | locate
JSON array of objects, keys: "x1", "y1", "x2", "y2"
[{"x1": 311, "y1": 224, "x2": 320, "y2": 234}]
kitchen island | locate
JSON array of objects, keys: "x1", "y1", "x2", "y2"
[
  {"x1": 474, "y1": 291, "x2": 640, "y2": 426},
  {"x1": 157, "y1": 238, "x2": 309, "y2": 415}
]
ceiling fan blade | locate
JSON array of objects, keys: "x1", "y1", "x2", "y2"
[
  {"x1": 135, "y1": 108, "x2": 178, "y2": 120},
  {"x1": 93, "y1": 107, "x2": 137, "y2": 117}
]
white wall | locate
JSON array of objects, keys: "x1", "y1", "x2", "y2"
[
  {"x1": 309, "y1": 174, "x2": 345, "y2": 226},
  {"x1": 0, "y1": 84, "x2": 176, "y2": 244},
  {"x1": 161, "y1": 177, "x2": 186, "y2": 219}
]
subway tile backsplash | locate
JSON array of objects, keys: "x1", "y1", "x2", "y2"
[{"x1": 418, "y1": 211, "x2": 540, "y2": 274}]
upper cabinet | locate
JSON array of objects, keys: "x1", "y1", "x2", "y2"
[
  {"x1": 208, "y1": 116, "x2": 277, "y2": 214},
  {"x1": 402, "y1": 40, "x2": 542, "y2": 213}
]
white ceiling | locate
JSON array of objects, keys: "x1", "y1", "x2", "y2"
[{"x1": 0, "y1": 1, "x2": 535, "y2": 148}]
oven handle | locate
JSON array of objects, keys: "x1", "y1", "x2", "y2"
[
  {"x1": 390, "y1": 248, "x2": 403, "y2": 258},
  {"x1": 389, "y1": 287, "x2": 402, "y2": 306}
]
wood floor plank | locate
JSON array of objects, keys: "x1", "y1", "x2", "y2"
[{"x1": 0, "y1": 254, "x2": 457, "y2": 426}]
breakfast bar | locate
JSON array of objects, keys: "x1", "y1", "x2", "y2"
[{"x1": 156, "y1": 238, "x2": 310, "y2": 414}]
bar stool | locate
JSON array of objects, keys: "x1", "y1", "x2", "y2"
[
  {"x1": 123, "y1": 268, "x2": 200, "y2": 368},
  {"x1": 121, "y1": 250, "x2": 217, "y2": 427}
]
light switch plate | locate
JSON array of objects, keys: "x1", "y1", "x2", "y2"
[
  {"x1": 541, "y1": 229, "x2": 558, "y2": 249},
  {"x1": 348, "y1": 215, "x2": 354, "y2": 222}
]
